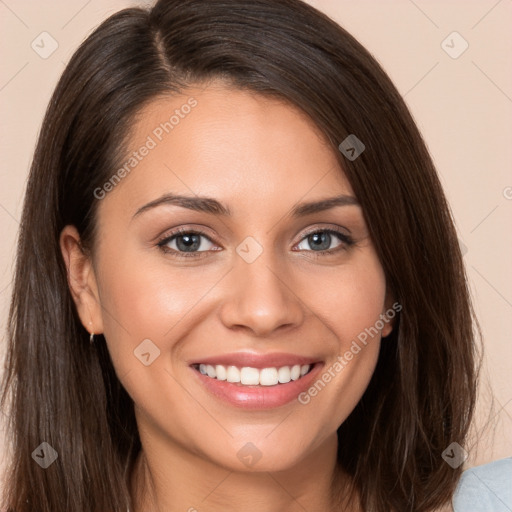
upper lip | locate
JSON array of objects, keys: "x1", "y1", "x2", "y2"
[{"x1": 189, "y1": 352, "x2": 320, "y2": 369}]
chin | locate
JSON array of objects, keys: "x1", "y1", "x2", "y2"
[{"x1": 202, "y1": 436, "x2": 316, "y2": 474}]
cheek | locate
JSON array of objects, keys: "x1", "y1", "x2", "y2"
[
  {"x1": 96, "y1": 258, "x2": 203, "y2": 363},
  {"x1": 301, "y1": 251, "x2": 387, "y2": 345},
  {"x1": 294, "y1": 252, "x2": 386, "y2": 430},
  {"x1": 95, "y1": 256, "x2": 212, "y2": 423}
]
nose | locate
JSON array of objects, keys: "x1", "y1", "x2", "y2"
[{"x1": 218, "y1": 248, "x2": 305, "y2": 337}]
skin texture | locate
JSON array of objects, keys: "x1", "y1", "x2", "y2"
[{"x1": 60, "y1": 81, "x2": 396, "y2": 512}]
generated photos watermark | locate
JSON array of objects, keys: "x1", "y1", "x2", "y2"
[
  {"x1": 298, "y1": 301, "x2": 402, "y2": 405},
  {"x1": 93, "y1": 97, "x2": 198, "y2": 200}
]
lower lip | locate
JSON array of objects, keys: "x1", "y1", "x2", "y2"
[{"x1": 191, "y1": 363, "x2": 324, "y2": 410}]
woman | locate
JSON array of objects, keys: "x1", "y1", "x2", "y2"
[{"x1": 0, "y1": 0, "x2": 486, "y2": 510}]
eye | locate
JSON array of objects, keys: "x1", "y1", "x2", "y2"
[
  {"x1": 157, "y1": 228, "x2": 217, "y2": 258},
  {"x1": 295, "y1": 228, "x2": 354, "y2": 256},
  {"x1": 157, "y1": 226, "x2": 355, "y2": 259}
]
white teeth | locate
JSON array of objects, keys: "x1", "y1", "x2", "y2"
[
  {"x1": 226, "y1": 365, "x2": 240, "y2": 383},
  {"x1": 260, "y1": 367, "x2": 279, "y2": 386},
  {"x1": 240, "y1": 367, "x2": 260, "y2": 385},
  {"x1": 215, "y1": 365, "x2": 227, "y2": 381},
  {"x1": 277, "y1": 366, "x2": 291, "y2": 383},
  {"x1": 196, "y1": 363, "x2": 312, "y2": 386},
  {"x1": 290, "y1": 364, "x2": 301, "y2": 381}
]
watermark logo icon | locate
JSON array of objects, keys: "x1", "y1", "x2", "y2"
[
  {"x1": 441, "y1": 32, "x2": 469, "y2": 59},
  {"x1": 236, "y1": 236, "x2": 263, "y2": 264},
  {"x1": 442, "y1": 442, "x2": 468, "y2": 468},
  {"x1": 338, "y1": 134, "x2": 365, "y2": 161},
  {"x1": 31, "y1": 442, "x2": 58, "y2": 469},
  {"x1": 31, "y1": 32, "x2": 58, "y2": 59},
  {"x1": 458, "y1": 239, "x2": 468, "y2": 257},
  {"x1": 237, "y1": 442, "x2": 263, "y2": 467},
  {"x1": 134, "y1": 338, "x2": 161, "y2": 366}
]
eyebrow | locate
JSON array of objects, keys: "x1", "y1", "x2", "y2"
[{"x1": 132, "y1": 193, "x2": 359, "y2": 220}]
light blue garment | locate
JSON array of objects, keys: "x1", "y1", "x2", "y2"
[{"x1": 452, "y1": 457, "x2": 512, "y2": 511}]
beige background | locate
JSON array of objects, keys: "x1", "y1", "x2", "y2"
[{"x1": 1, "y1": 0, "x2": 511, "y2": 489}]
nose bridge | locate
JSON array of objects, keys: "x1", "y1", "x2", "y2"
[{"x1": 219, "y1": 235, "x2": 304, "y2": 335}]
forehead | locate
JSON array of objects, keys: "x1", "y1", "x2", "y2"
[{"x1": 99, "y1": 82, "x2": 355, "y2": 219}]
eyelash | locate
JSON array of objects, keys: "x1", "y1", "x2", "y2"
[{"x1": 156, "y1": 226, "x2": 355, "y2": 259}]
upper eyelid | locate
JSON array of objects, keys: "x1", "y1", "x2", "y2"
[{"x1": 300, "y1": 225, "x2": 351, "y2": 238}]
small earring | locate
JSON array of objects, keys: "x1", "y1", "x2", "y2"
[{"x1": 90, "y1": 332, "x2": 95, "y2": 344}]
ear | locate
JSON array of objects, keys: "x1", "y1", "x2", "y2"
[
  {"x1": 59, "y1": 225, "x2": 104, "y2": 336},
  {"x1": 381, "y1": 289, "x2": 399, "y2": 338}
]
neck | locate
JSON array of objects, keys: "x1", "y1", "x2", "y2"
[{"x1": 129, "y1": 433, "x2": 360, "y2": 512}]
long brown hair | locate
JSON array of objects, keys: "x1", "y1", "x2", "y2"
[{"x1": 1, "y1": 0, "x2": 482, "y2": 510}]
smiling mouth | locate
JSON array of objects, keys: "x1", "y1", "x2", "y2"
[{"x1": 191, "y1": 363, "x2": 315, "y2": 387}]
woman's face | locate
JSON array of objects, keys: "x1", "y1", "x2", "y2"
[{"x1": 63, "y1": 81, "x2": 394, "y2": 473}]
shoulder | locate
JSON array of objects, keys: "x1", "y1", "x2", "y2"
[{"x1": 452, "y1": 457, "x2": 512, "y2": 511}]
